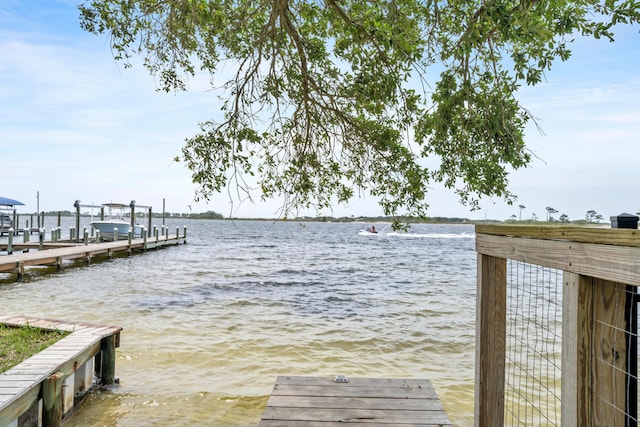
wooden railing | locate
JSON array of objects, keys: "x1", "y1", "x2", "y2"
[{"x1": 474, "y1": 224, "x2": 640, "y2": 426}]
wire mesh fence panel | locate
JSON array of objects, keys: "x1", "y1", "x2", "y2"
[
  {"x1": 504, "y1": 260, "x2": 562, "y2": 426},
  {"x1": 591, "y1": 280, "x2": 639, "y2": 426}
]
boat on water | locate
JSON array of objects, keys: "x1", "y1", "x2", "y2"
[
  {"x1": 359, "y1": 226, "x2": 379, "y2": 235},
  {"x1": 90, "y1": 203, "x2": 145, "y2": 240},
  {"x1": 0, "y1": 196, "x2": 24, "y2": 231},
  {"x1": 0, "y1": 214, "x2": 11, "y2": 231}
]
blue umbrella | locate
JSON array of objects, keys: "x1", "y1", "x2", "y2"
[{"x1": 0, "y1": 197, "x2": 25, "y2": 207}]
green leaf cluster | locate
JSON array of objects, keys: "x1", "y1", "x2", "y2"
[{"x1": 79, "y1": 0, "x2": 640, "y2": 219}]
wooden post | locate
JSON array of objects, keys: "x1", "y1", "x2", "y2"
[
  {"x1": 100, "y1": 334, "x2": 117, "y2": 385},
  {"x1": 113, "y1": 227, "x2": 118, "y2": 242},
  {"x1": 143, "y1": 228, "x2": 148, "y2": 251},
  {"x1": 183, "y1": 226, "x2": 187, "y2": 242},
  {"x1": 16, "y1": 261, "x2": 24, "y2": 281},
  {"x1": 148, "y1": 207, "x2": 152, "y2": 234},
  {"x1": 474, "y1": 253, "x2": 506, "y2": 427},
  {"x1": 39, "y1": 229, "x2": 44, "y2": 250},
  {"x1": 84, "y1": 228, "x2": 89, "y2": 245},
  {"x1": 42, "y1": 371, "x2": 64, "y2": 427},
  {"x1": 592, "y1": 279, "x2": 628, "y2": 426},
  {"x1": 611, "y1": 213, "x2": 638, "y2": 427},
  {"x1": 7, "y1": 230, "x2": 12, "y2": 255},
  {"x1": 74, "y1": 200, "x2": 81, "y2": 243},
  {"x1": 129, "y1": 200, "x2": 136, "y2": 232},
  {"x1": 562, "y1": 272, "x2": 593, "y2": 426}
]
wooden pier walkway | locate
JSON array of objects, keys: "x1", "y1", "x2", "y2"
[
  {"x1": 0, "y1": 315, "x2": 122, "y2": 426},
  {"x1": 259, "y1": 376, "x2": 453, "y2": 426},
  {"x1": 0, "y1": 232, "x2": 186, "y2": 280}
]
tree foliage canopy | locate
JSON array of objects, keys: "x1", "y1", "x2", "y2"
[{"x1": 79, "y1": 0, "x2": 639, "y2": 218}]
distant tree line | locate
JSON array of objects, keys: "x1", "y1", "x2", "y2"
[
  {"x1": 36, "y1": 210, "x2": 225, "y2": 220},
  {"x1": 506, "y1": 207, "x2": 611, "y2": 225},
  {"x1": 170, "y1": 211, "x2": 224, "y2": 219}
]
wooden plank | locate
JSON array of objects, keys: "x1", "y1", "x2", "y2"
[
  {"x1": 274, "y1": 376, "x2": 433, "y2": 389},
  {"x1": 0, "y1": 386, "x2": 40, "y2": 426},
  {"x1": 0, "y1": 374, "x2": 43, "y2": 382},
  {"x1": 265, "y1": 395, "x2": 444, "y2": 411},
  {"x1": 259, "y1": 420, "x2": 450, "y2": 427},
  {"x1": 0, "y1": 315, "x2": 123, "y2": 334},
  {"x1": 476, "y1": 233, "x2": 640, "y2": 286},
  {"x1": 259, "y1": 422, "x2": 447, "y2": 427},
  {"x1": 271, "y1": 385, "x2": 435, "y2": 399},
  {"x1": 260, "y1": 377, "x2": 452, "y2": 426},
  {"x1": 0, "y1": 386, "x2": 29, "y2": 394},
  {"x1": 475, "y1": 224, "x2": 640, "y2": 247},
  {"x1": 0, "y1": 379, "x2": 37, "y2": 388},
  {"x1": 261, "y1": 407, "x2": 450, "y2": 424}
]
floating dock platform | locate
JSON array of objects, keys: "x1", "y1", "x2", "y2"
[{"x1": 259, "y1": 376, "x2": 453, "y2": 426}]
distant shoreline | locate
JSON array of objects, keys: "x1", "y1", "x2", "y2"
[{"x1": 13, "y1": 211, "x2": 613, "y2": 227}]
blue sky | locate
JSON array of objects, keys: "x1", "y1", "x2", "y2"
[{"x1": 1, "y1": 1, "x2": 638, "y2": 221}]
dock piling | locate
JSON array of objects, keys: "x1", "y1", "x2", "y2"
[
  {"x1": 42, "y1": 372, "x2": 64, "y2": 427},
  {"x1": 100, "y1": 334, "x2": 118, "y2": 386},
  {"x1": 143, "y1": 229, "x2": 148, "y2": 251}
]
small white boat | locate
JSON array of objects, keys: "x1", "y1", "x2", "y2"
[{"x1": 90, "y1": 203, "x2": 145, "y2": 240}]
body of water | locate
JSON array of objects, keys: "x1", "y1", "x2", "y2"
[{"x1": 1, "y1": 219, "x2": 477, "y2": 426}]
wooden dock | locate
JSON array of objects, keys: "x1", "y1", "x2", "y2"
[
  {"x1": 0, "y1": 315, "x2": 122, "y2": 426},
  {"x1": 259, "y1": 376, "x2": 453, "y2": 426},
  {"x1": 0, "y1": 231, "x2": 186, "y2": 280}
]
